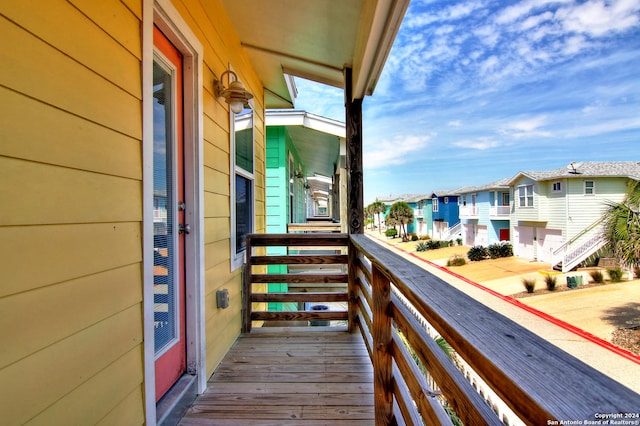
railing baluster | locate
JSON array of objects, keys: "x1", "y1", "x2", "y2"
[{"x1": 372, "y1": 262, "x2": 394, "y2": 425}]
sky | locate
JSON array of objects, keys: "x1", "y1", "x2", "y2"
[{"x1": 291, "y1": 0, "x2": 640, "y2": 204}]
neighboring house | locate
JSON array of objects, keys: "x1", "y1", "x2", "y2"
[
  {"x1": 458, "y1": 178, "x2": 511, "y2": 247},
  {"x1": 266, "y1": 110, "x2": 345, "y2": 230},
  {"x1": 408, "y1": 194, "x2": 433, "y2": 236},
  {"x1": 0, "y1": 0, "x2": 407, "y2": 424},
  {"x1": 377, "y1": 194, "x2": 420, "y2": 235},
  {"x1": 430, "y1": 190, "x2": 461, "y2": 240},
  {"x1": 265, "y1": 110, "x2": 345, "y2": 310},
  {"x1": 508, "y1": 161, "x2": 640, "y2": 269}
]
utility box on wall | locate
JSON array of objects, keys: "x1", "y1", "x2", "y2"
[{"x1": 216, "y1": 289, "x2": 229, "y2": 309}]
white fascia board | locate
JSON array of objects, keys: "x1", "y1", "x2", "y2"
[
  {"x1": 266, "y1": 110, "x2": 345, "y2": 138},
  {"x1": 352, "y1": 0, "x2": 410, "y2": 99}
]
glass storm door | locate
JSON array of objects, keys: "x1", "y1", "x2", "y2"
[{"x1": 153, "y1": 26, "x2": 186, "y2": 402}]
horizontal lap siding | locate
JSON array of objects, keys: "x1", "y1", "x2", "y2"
[{"x1": 0, "y1": 0, "x2": 144, "y2": 424}]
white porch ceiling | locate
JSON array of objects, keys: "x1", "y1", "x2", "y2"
[{"x1": 220, "y1": 0, "x2": 410, "y2": 108}]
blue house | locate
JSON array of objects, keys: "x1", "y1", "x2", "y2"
[
  {"x1": 429, "y1": 190, "x2": 461, "y2": 240},
  {"x1": 457, "y1": 178, "x2": 511, "y2": 247}
]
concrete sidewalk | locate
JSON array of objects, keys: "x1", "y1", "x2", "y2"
[{"x1": 367, "y1": 233, "x2": 640, "y2": 393}]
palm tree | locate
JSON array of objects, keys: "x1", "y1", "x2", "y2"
[
  {"x1": 366, "y1": 204, "x2": 376, "y2": 230},
  {"x1": 371, "y1": 199, "x2": 387, "y2": 234},
  {"x1": 603, "y1": 179, "x2": 640, "y2": 272},
  {"x1": 387, "y1": 201, "x2": 414, "y2": 241}
]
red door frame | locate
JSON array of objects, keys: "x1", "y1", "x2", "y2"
[{"x1": 153, "y1": 25, "x2": 186, "y2": 402}]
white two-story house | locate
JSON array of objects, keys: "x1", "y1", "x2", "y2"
[{"x1": 508, "y1": 161, "x2": 640, "y2": 270}]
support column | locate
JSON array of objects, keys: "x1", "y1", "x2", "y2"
[{"x1": 345, "y1": 67, "x2": 364, "y2": 235}]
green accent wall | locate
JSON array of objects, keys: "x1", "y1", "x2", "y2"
[{"x1": 265, "y1": 126, "x2": 307, "y2": 311}]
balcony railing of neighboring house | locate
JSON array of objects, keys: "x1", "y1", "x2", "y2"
[
  {"x1": 458, "y1": 205, "x2": 479, "y2": 218},
  {"x1": 489, "y1": 205, "x2": 510, "y2": 218},
  {"x1": 242, "y1": 233, "x2": 638, "y2": 424},
  {"x1": 551, "y1": 219, "x2": 607, "y2": 272},
  {"x1": 414, "y1": 208, "x2": 424, "y2": 218},
  {"x1": 153, "y1": 208, "x2": 167, "y2": 222}
]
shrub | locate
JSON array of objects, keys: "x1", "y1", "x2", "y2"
[
  {"x1": 544, "y1": 274, "x2": 557, "y2": 291},
  {"x1": 447, "y1": 255, "x2": 467, "y2": 267},
  {"x1": 385, "y1": 228, "x2": 397, "y2": 238},
  {"x1": 589, "y1": 270, "x2": 604, "y2": 283},
  {"x1": 467, "y1": 245, "x2": 489, "y2": 262},
  {"x1": 488, "y1": 243, "x2": 502, "y2": 259},
  {"x1": 456, "y1": 237, "x2": 463, "y2": 246},
  {"x1": 427, "y1": 239, "x2": 442, "y2": 250},
  {"x1": 498, "y1": 241, "x2": 513, "y2": 258},
  {"x1": 410, "y1": 233, "x2": 419, "y2": 241},
  {"x1": 419, "y1": 234, "x2": 431, "y2": 240},
  {"x1": 521, "y1": 277, "x2": 536, "y2": 293},
  {"x1": 608, "y1": 267, "x2": 623, "y2": 283},
  {"x1": 416, "y1": 241, "x2": 430, "y2": 252}
]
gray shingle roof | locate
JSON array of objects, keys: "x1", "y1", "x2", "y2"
[
  {"x1": 455, "y1": 177, "x2": 511, "y2": 194},
  {"x1": 512, "y1": 161, "x2": 640, "y2": 183}
]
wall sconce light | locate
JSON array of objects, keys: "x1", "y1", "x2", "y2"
[
  {"x1": 214, "y1": 70, "x2": 253, "y2": 114},
  {"x1": 294, "y1": 171, "x2": 305, "y2": 179}
]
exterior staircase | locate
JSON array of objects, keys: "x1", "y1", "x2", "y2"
[
  {"x1": 441, "y1": 221, "x2": 461, "y2": 241},
  {"x1": 551, "y1": 219, "x2": 608, "y2": 272}
]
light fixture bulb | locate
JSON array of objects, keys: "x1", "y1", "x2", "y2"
[{"x1": 230, "y1": 100, "x2": 244, "y2": 114}]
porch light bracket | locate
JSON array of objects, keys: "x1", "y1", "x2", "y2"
[{"x1": 214, "y1": 70, "x2": 253, "y2": 114}]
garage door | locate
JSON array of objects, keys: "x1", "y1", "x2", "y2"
[
  {"x1": 537, "y1": 228, "x2": 563, "y2": 263},
  {"x1": 514, "y1": 226, "x2": 534, "y2": 260}
]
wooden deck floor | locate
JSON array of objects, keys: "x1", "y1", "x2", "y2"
[{"x1": 180, "y1": 327, "x2": 374, "y2": 425}]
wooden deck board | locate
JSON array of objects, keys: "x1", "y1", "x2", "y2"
[{"x1": 180, "y1": 328, "x2": 374, "y2": 425}]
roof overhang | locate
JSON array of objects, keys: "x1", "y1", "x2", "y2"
[
  {"x1": 266, "y1": 110, "x2": 345, "y2": 196},
  {"x1": 221, "y1": 0, "x2": 410, "y2": 107}
]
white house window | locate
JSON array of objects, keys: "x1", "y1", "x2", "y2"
[
  {"x1": 518, "y1": 184, "x2": 534, "y2": 207},
  {"x1": 552, "y1": 181, "x2": 562, "y2": 192},
  {"x1": 432, "y1": 197, "x2": 439, "y2": 212},
  {"x1": 231, "y1": 107, "x2": 254, "y2": 270},
  {"x1": 443, "y1": 196, "x2": 449, "y2": 204},
  {"x1": 584, "y1": 180, "x2": 595, "y2": 195}
]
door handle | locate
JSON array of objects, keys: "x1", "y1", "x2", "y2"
[{"x1": 178, "y1": 224, "x2": 191, "y2": 234}]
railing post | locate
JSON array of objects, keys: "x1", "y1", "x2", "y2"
[
  {"x1": 347, "y1": 238, "x2": 357, "y2": 333},
  {"x1": 242, "y1": 235, "x2": 253, "y2": 333},
  {"x1": 372, "y1": 262, "x2": 393, "y2": 425}
]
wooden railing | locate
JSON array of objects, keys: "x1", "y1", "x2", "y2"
[
  {"x1": 242, "y1": 233, "x2": 349, "y2": 331},
  {"x1": 243, "y1": 233, "x2": 639, "y2": 425}
]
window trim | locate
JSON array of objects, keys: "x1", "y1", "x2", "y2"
[
  {"x1": 551, "y1": 181, "x2": 562, "y2": 193},
  {"x1": 432, "y1": 197, "x2": 439, "y2": 212},
  {"x1": 230, "y1": 106, "x2": 255, "y2": 271},
  {"x1": 518, "y1": 184, "x2": 534, "y2": 207},
  {"x1": 584, "y1": 180, "x2": 595, "y2": 195}
]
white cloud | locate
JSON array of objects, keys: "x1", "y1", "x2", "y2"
[
  {"x1": 448, "y1": 120, "x2": 462, "y2": 127},
  {"x1": 499, "y1": 116, "x2": 553, "y2": 138},
  {"x1": 519, "y1": 11, "x2": 554, "y2": 31},
  {"x1": 364, "y1": 134, "x2": 433, "y2": 169},
  {"x1": 557, "y1": 0, "x2": 640, "y2": 37},
  {"x1": 452, "y1": 137, "x2": 502, "y2": 150},
  {"x1": 563, "y1": 116, "x2": 640, "y2": 138}
]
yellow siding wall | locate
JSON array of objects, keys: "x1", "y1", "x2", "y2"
[{"x1": 0, "y1": 0, "x2": 265, "y2": 423}]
